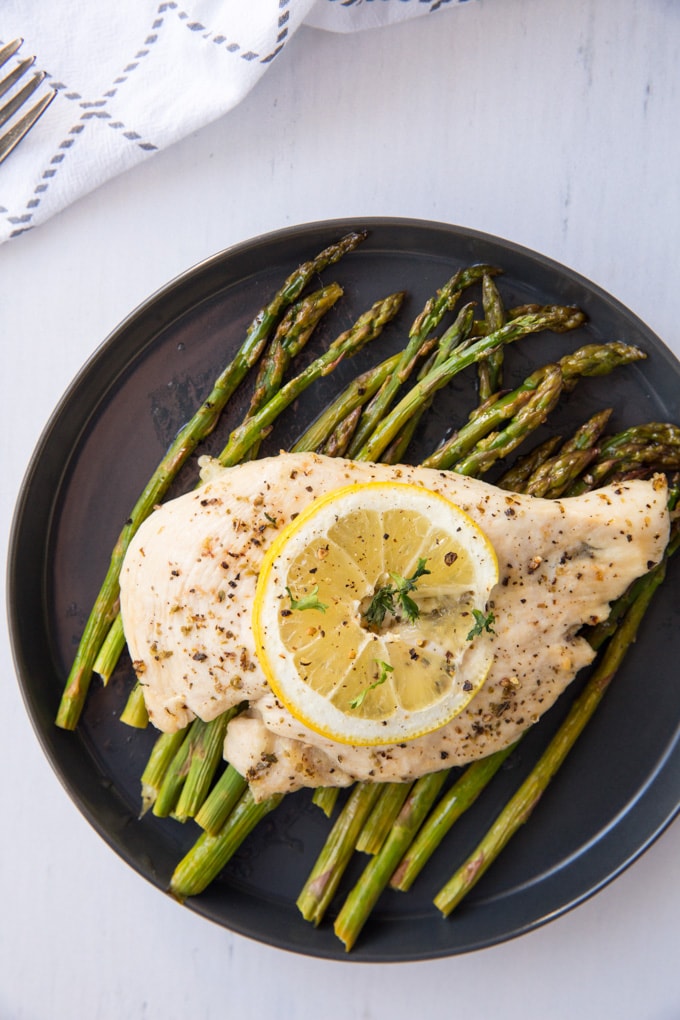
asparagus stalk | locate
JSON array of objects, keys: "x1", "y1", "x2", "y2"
[
  {"x1": 447, "y1": 365, "x2": 564, "y2": 477},
  {"x1": 119, "y1": 681, "x2": 149, "y2": 729},
  {"x1": 92, "y1": 614, "x2": 126, "y2": 686},
  {"x1": 522, "y1": 408, "x2": 612, "y2": 498},
  {"x1": 477, "y1": 273, "x2": 506, "y2": 400},
  {"x1": 356, "y1": 306, "x2": 584, "y2": 464},
  {"x1": 311, "y1": 786, "x2": 341, "y2": 818},
  {"x1": 152, "y1": 719, "x2": 208, "y2": 818},
  {"x1": 434, "y1": 541, "x2": 674, "y2": 917},
  {"x1": 559, "y1": 341, "x2": 645, "y2": 386},
  {"x1": 140, "y1": 730, "x2": 187, "y2": 815},
  {"x1": 347, "y1": 265, "x2": 499, "y2": 458},
  {"x1": 379, "y1": 303, "x2": 476, "y2": 465},
  {"x1": 296, "y1": 783, "x2": 382, "y2": 925},
  {"x1": 333, "y1": 771, "x2": 449, "y2": 951},
  {"x1": 241, "y1": 283, "x2": 343, "y2": 460},
  {"x1": 322, "y1": 405, "x2": 363, "y2": 458},
  {"x1": 216, "y1": 292, "x2": 405, "y2": 467},
  {"x1": 568, "y1": 422, "x2": 680, "y2": 494},
  {"x1": 496, "y1": 435, "x2": 563, "y2": 491},
  {"x1": 291, "y1": 352, "x2": 401, "y2": 454},
  {"x1": 194, "y1": 764, "x2": 248, "y2": 835},
  {"x1": 170, "y1": 788, "x2": 284, "y2": 901},
  {"x1": 355, "y1": 781, "x2": 414, "y2": 855},
  {"x1": 390, "y1": 744, "x2": 518, "y2": 892},
  {"x1": 56, "y1": 231, "x2": 367, "y2": 730},
  {"x1": 425, "y1": 343, "x2": 640, "y2": 473},
  {"x1": 172, "y1": 710, "x2": 235, "y2": 822},
  {"x1": 149, "y1": 706, "x2": 244, "y2": 821}
]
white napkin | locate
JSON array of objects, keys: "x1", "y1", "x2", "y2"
[{"x1": 0, "y1": 1, "x2": 473, "y2": 245}]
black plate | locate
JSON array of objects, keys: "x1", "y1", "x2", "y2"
[{"x1": 8, "y1": 218, "x2": 680, "y2": 962}]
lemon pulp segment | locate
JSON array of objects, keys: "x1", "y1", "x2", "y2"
[{"x1": 252, "y1": 482, "x2": 498, "y2": 745}]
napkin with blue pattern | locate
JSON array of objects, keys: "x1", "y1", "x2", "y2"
[{"x1": 0, "y1": 0, "x2": 474, "y2": 244}]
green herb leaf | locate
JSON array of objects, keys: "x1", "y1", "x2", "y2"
[
  {"x1": 363, "y1": 558, "x2": 430, "y2": 627},
  {"x1": 466, "y1": 608, "x2": 496, "y2": 641},
  {"x1": 349, "y1": 660, "x2": 394, "y2": 710},
  {"x1": 285, "y1": 585, "x2": 328, "y2": 613}
]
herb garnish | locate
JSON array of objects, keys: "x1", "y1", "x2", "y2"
[
  {"x1": 363, "y1": 558, "x2": 430, "y2": 627},
  {"x1": 466, "y1": 608, "x2": 496, "y2": 641},
  {"x1": 285, "y1": 585, "x2": 328, "y2": 613},
  {"x1": 349, "y1": 660, "x2": 394, "y2": 710}
]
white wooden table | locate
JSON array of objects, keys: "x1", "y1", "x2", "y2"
[{"x1": 2, "y1": 2, "x2": 679, "y2": 1017}]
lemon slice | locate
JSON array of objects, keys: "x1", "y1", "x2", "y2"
[{"x1": 253, "y1": 481, "x2": 499, "y2": 746}]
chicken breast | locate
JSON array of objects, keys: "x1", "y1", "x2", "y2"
[{"x1": 119, "y1": 452, "x2": 669, "y2": 800}]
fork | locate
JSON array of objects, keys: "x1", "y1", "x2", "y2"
[{"x1": 0, "y1": 38, "x2": 56, "y2": 165}]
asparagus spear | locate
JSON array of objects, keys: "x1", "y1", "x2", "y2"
[
  {"x1": 194, "y1": 764, "x2": 248, "y2": 835},
  {"x1": 390, "y1": 744, "x2": 518, "y2": 892},
  {"x1": 152, "y1": 719, "x2": 209, "y2": 818},
  {"x1": 241, "y1": 283, "x2": 343, "y2": 460},
  {"x1": 311, "y1": 786, "x2": 341, "y2": 818},
  {"x1": 477, "y1": 272, "x2": 506, "y2": 400},
  {"x1": 215, "y1": 292, "x2": 405, "y2": 467},
  {"x1": 522, "y1": 408, "x2": 612, "y2": 498},
  {"x1": 356, "y1": 306, "x2": 584, "y2": 464},
  {"x1": 119, "y1": 681, "x2": 149, "y2": 729},
  {"x1": 568, "y1": 422, "x2": 680, "y2": 494},
  {"x1": 173, "y1": 710, "x2": 235, "y2": 822},
  {"x1": 356, "y1": 781, "x2": 414, "y2": 855},
  {"x1": 294, "y1": 357, "x2": 569, "y2": 928},
  {"x1": 449, "y1": 364, "x2": 564, "y2": 477},
  {"x1": 56, "y1": 231, "x2": 367, "y2": 730},
  {"x1": 346, "y1": 265, "x2": 499, "y2": 458},
  {"x1": 496, "y1": 435, "x2": 563, "y2": 491},
  {"x1": 140, "y1": 730, "x2": 187, "y2": 816},
  {"x1": 434, "y1": 543, "x2": 674, "y2": 917},
  {"x1": 379, "y1": 303, "x2": 476, "y2": 465},
  {"x1": 333, "y1": 771, "x2": 449, "y2": 951},
  {"x1": 92, "y1": 614, "x2": 125, "y2": 686},
  {"x1": 170, "y1": 788, "x2": 284, "y2": 901},
  {"x1": 291, "y1": 352, "x2": 401, "y2": 454},
  {"x1": 296, "y1": 783, "x2": 382, "y2": 925},
  {"x1": 425, "y1": 343, "x2": 640, "y2": 473},
  {"x1": 322, "y1": 405, "x2": 363, "y2": 458}
]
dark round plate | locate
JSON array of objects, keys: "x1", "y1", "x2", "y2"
[{"x1": 8, "y1": 218, "x2": 680, "y2": 962}]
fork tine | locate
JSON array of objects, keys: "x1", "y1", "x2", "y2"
[
  {"x1": 0, "y1": 70, "x2": 49, "y2": 129},
  {"x1": 0, "y1": 40, "x2": 56, "y2": 164},
  {"x1": 0, "y1": 56, "x2": 36, "y2": 99},
  {"x1": 0, "y1": 39, "x2": 24, "y2": 69},
  {"x1": 0, "y1": 88, "x2": 55, "y2": 165}
]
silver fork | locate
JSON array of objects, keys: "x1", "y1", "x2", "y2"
[{"x1": 0, "y1": 38, "x2": 56, "y2": 165}]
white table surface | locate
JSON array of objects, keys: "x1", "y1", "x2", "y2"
[{"x1": 2, "y1": 2, "x2": 680, "y2": 1017}]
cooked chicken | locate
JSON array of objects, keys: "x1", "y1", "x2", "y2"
[{"x1": 119, "y1": 452, "x2": 669, "y2": 800}]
